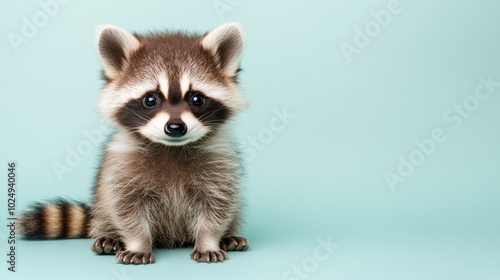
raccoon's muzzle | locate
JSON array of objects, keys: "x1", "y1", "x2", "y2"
[{"x1": 18, "y1": 199, "x2": 91, "y2": 239}]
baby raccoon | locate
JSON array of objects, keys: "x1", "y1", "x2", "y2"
[{"x1": 18, "y1": 22, "x2": 249, "y2": 264}]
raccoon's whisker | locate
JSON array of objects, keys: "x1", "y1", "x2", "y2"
[
  {"x1": 198, "y1": 120, "x2": 223, "y2": 125},
  {"x1": 182, "y1": 145, "x2": 195, "y2": 160},
  {"x1": 200, "y1": 108, "x2": 224, "y2": 118},
  {"x1": 122, "y1": 106, "x2": 152, "y2": 123},
  {"x1": 198, "y1": 109, "x2": 226, "y2": 123}
]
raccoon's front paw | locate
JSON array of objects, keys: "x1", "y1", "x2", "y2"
[
  {"x1": 220, "y1": 236, "x2": 249, "y2": 251},
  {"x1": 190, "y1": 248, "x2": 227, "y2": 263},
  {"x1": 116, "y1": 250, "x2": 155, "y2": 264},
  {"x1": 91, "y1": 237, "x2": 124, "y2": 254}
]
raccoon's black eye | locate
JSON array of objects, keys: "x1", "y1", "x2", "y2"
[
  {"x1": 191, "y1": 93, "x2": 205, "y2": 107},
  {"x1": 143, "y1": 93, "x2": 158, "y2": 108}
]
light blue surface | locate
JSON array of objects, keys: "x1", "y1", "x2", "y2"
[{"x1": 1, "y1": 0, "x2": 500, "y2": 279}]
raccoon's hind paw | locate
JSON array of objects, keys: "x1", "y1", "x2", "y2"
[
  {"x1": 91, "y1": 237, "x2": 124, "y2": 254},
  {"x1": 220, "y1": 236, "x2": 249, "y2": 251},
  {"x1": 190, "y1": 248, "x2": 227, "y2": 263},
  {"x1": 115, "y1": 250, "x2": 155, "y2": 264}
]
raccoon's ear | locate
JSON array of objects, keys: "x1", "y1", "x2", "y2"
[
  {"x1": 201, "y1": 22, "x2": 244, "y2": 77},
  {"x1": 96, "y1": 25, "x2": 141, "y2": 80}
]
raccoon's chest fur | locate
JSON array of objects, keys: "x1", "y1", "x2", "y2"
[{"x1": 92, "y1": 130, "x2": 240, "y2": 247}]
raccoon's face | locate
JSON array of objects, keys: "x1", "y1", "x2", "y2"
[{"x1": 96, "y1": 23, "x2": 246, "y2": 146}]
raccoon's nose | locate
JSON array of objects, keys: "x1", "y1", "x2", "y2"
[{"x1": 165, "y1": 121, "x2": 187, "y2": 137}]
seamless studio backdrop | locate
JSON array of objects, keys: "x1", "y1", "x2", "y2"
[{"x1": 1, "y1": 0, "x2": 500, "y2": 279}]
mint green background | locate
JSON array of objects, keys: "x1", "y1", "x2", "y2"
[{"x1": 1, "y1": 0, "x2": 500, "y2": 279}]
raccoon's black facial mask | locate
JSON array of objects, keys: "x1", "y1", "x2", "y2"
[{"x1": 114, "y1": 86, "x2": 230, "y2": 146}]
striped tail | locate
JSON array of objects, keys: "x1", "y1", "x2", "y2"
[{"x1": 18, "y1": 199, "x2": 91, "y2": 239}]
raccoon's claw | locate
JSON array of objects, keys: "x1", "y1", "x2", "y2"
[
  {"x1": 190, "y1": 248, "x2": 227, "y2": 263},
  {"x1": 220, "y1": 236, "x2": 249, "y2": 251},
  {"x1": 91, "y1": 237, "x2": 124, "y2": 254},
  {"x1": 116, "y1": 250, "x2": 155, "y2": 264}
]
